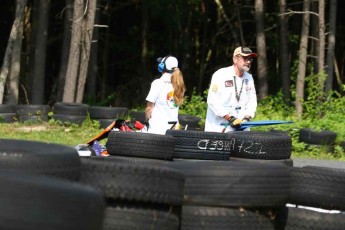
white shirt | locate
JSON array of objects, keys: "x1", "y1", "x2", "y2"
[
  {"x1": 146, "y1": 73, "x2": 179, "y2": 134},
  {"x1": 204, "y1": 66, "x2": 257, "y2": 132}
]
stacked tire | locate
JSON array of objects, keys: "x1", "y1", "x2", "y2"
[
  {"x1": 51, "y1": 102, "x2": 89, "y2": 125},
  {"x1": 0, "y1": 104, "x2": 17, "y2": 123},
  {"x1": 89, "y1": 106, "x2": 129, "y2": 128},
  {"x1": 80, "y1": 132, "x2": 185, "y2": 230},
  {"x1": 16, "y1": 104, "x2": 50, "y2": 123},
  {"x1": 299, "y1": 128, "x2": 337, "y2": 153},
  {"x1": 0, "y1": 139, "x2": 105, "y2": 230}
]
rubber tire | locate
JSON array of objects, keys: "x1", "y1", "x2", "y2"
[
  {"x1": 230, "y1": 157, "x2": 293, "y2": 167},
  {"x1": 106, "y1": 132, "x2": 175, "y2": 160},
  {"x1": 0, "y1": 104, "x2": 16, "y2": 113},
  {"x1": 289, "y1": 166, "x2": 345, "y2": 210},
  {"x1": 227, "y1": 131, "x2": 292, "y2": 160},
  {"x1": 181, "y1": 205, "x2": 275, "y2": 230},
  {"x1": 0, "y1": 139, "x2": 81, "y2": 181},
  {"x1": 80, "y1": 157, "x2": 184, "y2": 205},
  {"x1": 165, "y1": 130, "x2": 231, "y2": 160},
  {"x1": 299, "y1": 128, "x2": 337, "y2": 145},
  {"x1": 51, "y1": 114, "x2": 87, "y2": 125},
  {"x1": 103, "y1": 202, "x2": 180, "y2": 230},
  {"x1": 275, "y1": 206, "x2": 345, "y2": 230},
  {"x1": 0, "y1": 113, "x2": 18, "y2": 123},
  {"x1": 53, "y1": 102, "x2": 89, "y2": 116},
  {"x1": 89, "y1": 106, "x2": 129, "y2": 119},
  {"x1": 169, "y1": 160, "x2": 290, "y2": 207},
  {"x1": 0, "y1": 170, "x2": 105, "y2": 230}
]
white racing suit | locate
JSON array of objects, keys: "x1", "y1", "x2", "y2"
[{"x1": 204, "y1": 66, "x2": 257, "y2": 133}]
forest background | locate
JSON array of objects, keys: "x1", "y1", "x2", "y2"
[{"x1": 0, "y1": 0, "x2": 345, "y2": 158}]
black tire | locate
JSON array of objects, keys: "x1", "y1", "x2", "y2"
[
  {"x1": 299, "y1": 128, "x2": 337, "y2": 145},
  {"x1": 289, "y1": 166, "x2": 345, "y2": 210},
  {"x1": 53, "y1": 102, "x2": 89, "y2": 116},
  {"x1": 0, "y1": 139, "x2": 81, "y2": 181},
  {"x1": 230, "y1": 157, "x2": 293, "y2": 167},
  {"x1": 103, "y1": 202, "x2": 180, "y2": 230},
  {"x1": 106, "y1": 131, "x2": 175, "y2": 160},
  {"x1": 275, "y1": 206, "x2": 345, "y2": 230},
  {"x1": 169, "y1": 160, "x2": 290, "y2": 207},
  {"x1": 227, "y1": 131, "x2": 292, "y2": 160},
  {"x1": 89, "y1": 106, "x2": 129, "y2": 119},
  {"x1": 0, "y1": 104, "x2": 16, "y2": 113},
  {"x1": 130, "y1": 111, "x2": 146, "y2": 123},
  {"x1": 178, "y1": 114, "x2": 201, "y2": 130},
  {"x1": 0, "y1": 112, "x2": 18, "y2": 123},
  {"x1": 0, "y1": 170, "x2": 105, "y2": 230},
  {"x1": 80, "y1": 157, "x2": 184, "y2": 205},
  {"x1": 51, "y1": 114, "x2": 87, "y2": 125},
  {"x1": 16, "y1": 104, "x2": 50, "y2": 116},
  {"x1": 165, "y1": 130, "x2": 231, "y2": 160},
  {"x1": 18, "y1": 114, "x2": 49, "y2": 123},
  {"x1": 96, "y1": 118, "x2": 116, "y2": 129},
  {"x1": 181, "y1": 205, "x2": 275, "y2": 230}
]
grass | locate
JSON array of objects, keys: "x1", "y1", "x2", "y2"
[{"x1": 0, "y1": 120, "x2": 105, "y2": 147}]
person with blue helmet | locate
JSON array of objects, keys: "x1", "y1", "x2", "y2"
[{"x1": 144, "y1": 56, "x2": 186, "y2": 135}]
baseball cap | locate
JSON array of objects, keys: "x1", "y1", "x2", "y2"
[
  {"x1": 164, "y1": 56, "x2": 178, "y2": 70},
  {"x1": 233, "y1": 46, "x2": 257, "y2": 58}
]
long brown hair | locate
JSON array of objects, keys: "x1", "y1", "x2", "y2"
[{"x1": 171, "y1": 67, "x2": 186, "y2": 106}]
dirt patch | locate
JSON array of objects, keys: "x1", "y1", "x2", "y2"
[{"x1": 16, "y1": 126, "x2": 48, "y2": 132}]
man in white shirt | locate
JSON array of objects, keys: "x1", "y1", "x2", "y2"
[{"x1": 204, "y1": 46, "x2": 258, "y2": 133}]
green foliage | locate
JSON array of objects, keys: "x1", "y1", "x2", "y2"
[{"x1": 179, "y1": 88, "x2": 208, "y2": 126}]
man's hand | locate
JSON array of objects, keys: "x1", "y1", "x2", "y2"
[{"x1": 228, "y1": 116, "x2": 241, "y2": 128}]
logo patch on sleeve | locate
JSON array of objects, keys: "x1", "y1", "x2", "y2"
[
  {"x1": 224, "y1": 80, "x2": 233, "y2": 87},
  {"x1": 212, "y1": 84, "x2": 218, "y2": 92}
]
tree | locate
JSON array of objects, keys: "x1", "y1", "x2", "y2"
[
  {"x1": 30, "y1": 0, "x2": 50, "y2": 104},
  {"x1": 325, "y1": 0, "x2": 337, "y2": 92},
  {"x1": 0, "y1": 0, "x2": 27, "y2": 104},
  {"x1": 6, "y1": 0, "x2": 26, "y2": 104},
  {"x1": 56, "y1": 0, "x2": 73, "y2": 102},
  {"x1": 76, "y1": 0, "x2": 96, "y2": 103},
  {"x1": 318, "y1": 0, "x2": 326, "y2": 84},
  {"x1": 255, "y1": 0, "x2": 268, "y2": 100},
  {"x1": 295, "y1": 0, "x2": 311, "y2": 117},
  {"x1": 63, "y1": 0, "x2": 96, "y2": 103},
  {"x1": 279, "y1": 0, "x2": 290, "y2": 104}
]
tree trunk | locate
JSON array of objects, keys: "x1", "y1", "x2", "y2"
[
  {"x1": 295, "y1": 0, "x2": 310, "y2": 118},
  {"x1": 318, "y1": 0, "x2": 325, "y2": 88},
  {"x1": 57, "y1": 0, "x2": 73, "y2": 102},
  {"x1": 325, "y1": 0, "x2": 337, "y2": 92},
  {"x1": 279, "y1": 0, "x2": 290, "y2": 104},
  {"x1": 255, "y1": 0, "x2": 268, "y2": 100},
  {"x1": 31, "y1": 0, "x2": 50, "y2": 104},
  {"x1": 6, "y1": 0, "x2": 25, "y2": 104},
  {"x1": 63, "y1": 0, "x2": 84, "y2": 102},
  {"x1": 86, "y1": 5, "x2": 100, "y2": 101},
  {"x1": 76, "y1": 0, "x2": 97, "y2": 103},
  {"x1": 0, "y1": 0, "x2": 27, "y2": 104}
]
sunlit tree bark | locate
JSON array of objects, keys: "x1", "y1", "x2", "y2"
[{"x1": 295, "y1": 0, "x2": 310, "y2": 117}]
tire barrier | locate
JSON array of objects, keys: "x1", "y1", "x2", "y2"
[
  {"x1": 0, "y1": 104, "x2": 17, "y2": 123},
  {"x1": 51, "y1": 102, "x2": 89, "y2": 125},
  {"x1": 89, "y1": 106, "x2": 129, "y2": 128},
  {"x1": 16, "y1": 104, "x2": 50, "y2": 123}
]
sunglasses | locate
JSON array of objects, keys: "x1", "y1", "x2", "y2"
[{"x1": 238, "y1": 55, "x2": 253, "y2": 63}]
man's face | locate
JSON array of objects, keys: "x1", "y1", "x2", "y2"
[{"x1": 234, "y1": 55, "x2": 253, "y2": 72}]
